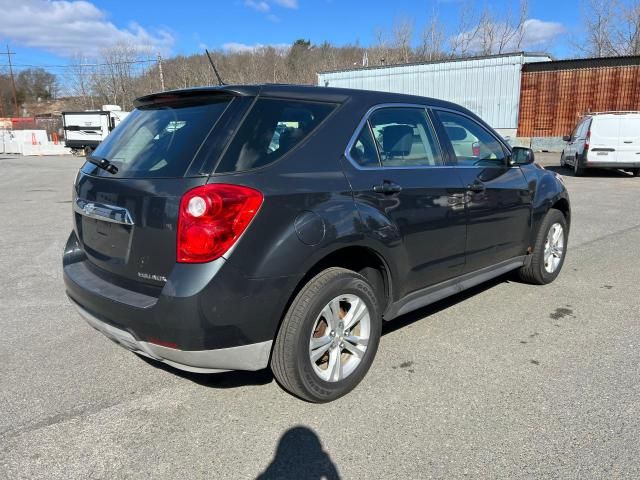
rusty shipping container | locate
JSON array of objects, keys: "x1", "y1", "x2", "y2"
[{"x1": 518, "y1": 56, "x2": 640, "y2": 137}]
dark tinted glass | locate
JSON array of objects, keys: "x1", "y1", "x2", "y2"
[
  {"x1": 216, "y1": 99, "x2": 336, "y2": 173},
  {"x1": 349, "y1": 124, "x2": 380, "y2": 167},
  {"x1": 436, "y1": 111, "x2": 506, "y2": 167},
  {"x1": 87, "y1": 96, "x2": 232, "y2": 178}
]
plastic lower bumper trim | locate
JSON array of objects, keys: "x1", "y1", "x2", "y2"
[
  {"x1": 585, "y1": 161, "x2": 640, "y2": 168},
  {"x1": 71, "y1": 299, "x2": 272, "y2": 373}
]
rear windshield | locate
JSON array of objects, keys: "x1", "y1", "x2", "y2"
[
  {"x1": 84, "y1": 96, "x2": 232, "y2": 178},
  {"x1": 215, "y1": 98, "x2": 337, "y2": 173}
]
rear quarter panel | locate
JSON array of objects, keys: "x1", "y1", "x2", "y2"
[{"x1": 212, "y1": 97, "x2": 370, "y2": 280}]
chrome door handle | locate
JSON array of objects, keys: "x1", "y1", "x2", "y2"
[{"x1": 466, "y1": 181, "x2": 486, "y2": 193}]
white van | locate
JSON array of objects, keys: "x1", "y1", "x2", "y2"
[{"x1": 560, "y1": 112, "x2": 640, "y2": 176}]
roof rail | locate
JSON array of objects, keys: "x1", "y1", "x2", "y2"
[{"x1": 584, "y1": 111, "x2": 640, "y2": 116}]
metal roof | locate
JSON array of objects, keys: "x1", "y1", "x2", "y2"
[
  {"x1": 318, "y1": 51, "x2": 552, "y2": 75},
  {"x1": 522, "y1": 55, "x2": 640, "y2": 72}
]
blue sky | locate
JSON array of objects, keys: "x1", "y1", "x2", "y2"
[{"x1": 0, "y1": 0, "x2": 584, "y2": 72}]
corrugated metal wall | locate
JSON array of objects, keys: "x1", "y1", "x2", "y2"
[
  {"x1": 518, "y1": 65, "x2": 640, "y2": 137},
  {"x1": 318, "y1": 53, "x2": 551, "y2": 130}
]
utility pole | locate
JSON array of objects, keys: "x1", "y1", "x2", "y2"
[
  {"x1": 157, "y1": 52, "x2": 165, "y2": 91},
  {"x1": 2, "y1": 45, "x2": 20, "y2": 116}
]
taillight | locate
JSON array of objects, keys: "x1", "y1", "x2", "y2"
[
  {"x1": 177, "y1": 184, "x2": 263, "y2": 263},
  {"x1": 585, "y1": 130, "x2": 591, "y2": 151},
  {"x1": 472, "y1": 142, "x2": 480, "y2": 157}
]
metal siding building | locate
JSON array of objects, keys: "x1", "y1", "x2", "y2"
[
  {"x1": 318, "y1": 52, "x2": 552, "y2": 135},
  {"x1": 518, "y1": 55, "x2": 640, "y2": 137}
]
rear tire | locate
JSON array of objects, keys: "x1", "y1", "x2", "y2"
[
  {"x1": 518, "y1": 209, "x2": 568, "y2": 285},
  {"x1": 630, "y1": 168, "x2": 640, "y2": 177},
  {"x1": 271, "y1": 267, "x2": 382, "y2": 403},
  {"x1": 574, "y1": 157, "x2": 585, "y2": 176}
]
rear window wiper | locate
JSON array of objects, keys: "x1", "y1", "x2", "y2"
[{"x1": 87, "y1": 155, "x2": 118, "y2": 174}]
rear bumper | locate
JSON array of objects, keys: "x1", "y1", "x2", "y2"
[
  {"x1": 63, "y1": 231, "x2": 298, "y2": 371},
  {"x1": 72, "y1": 298, "x2": 272, "y2": 372},
  {"x1": 65, "y1": 140, "x2": 100, "y2": 149},
  {"x1": 585, "y1": 160, "x2": 640, "y2": 169}
]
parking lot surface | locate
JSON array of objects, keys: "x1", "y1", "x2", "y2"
[{"x1": 1, "y1": 153, "x2": 639, "y2": 479}]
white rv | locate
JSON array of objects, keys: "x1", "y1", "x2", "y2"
[{"x1": 62, "y1": 105, "x2": 129, "y2": 155}]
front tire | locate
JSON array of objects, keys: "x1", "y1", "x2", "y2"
[
  {"x1": 271, "y1": 267, "x2": 382, "y2": 403},
  {"x1": 574, "y1": 156, "x2": 585, "y2": 176},
  {"x1": 518, "y1": 209, "x2": 568, "y2": 285}
]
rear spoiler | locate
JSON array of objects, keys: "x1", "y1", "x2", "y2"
[
  {"x1": 134, "y1": 84, "x2": 350, "y2": 108},
  {"x1": 134, "y1": 86, "x2": 259, "y2": 108}
]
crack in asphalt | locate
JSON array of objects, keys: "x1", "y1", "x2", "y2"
[
  {"x1": 0, "y1": 400, "x2": 122, "y2": 442},
  {"x1": 572, "y1": 223, "x2": 640, "y2": 248}
]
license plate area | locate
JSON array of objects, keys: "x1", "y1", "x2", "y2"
[{"x1": 78, "y1": 215, "x2": 134, "y2": 263}]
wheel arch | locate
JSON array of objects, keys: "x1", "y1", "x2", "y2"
[
  {"x1": 552, "y1": 197, "x2": 571, "y2": 226},
  {"x1": 275, "y1": 245, "x2": 394, "y2": 338}
]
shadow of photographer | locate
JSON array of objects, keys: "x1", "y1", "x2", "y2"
[{"x1": 256, "y1": 426, "x2": 340, "y2": 480}]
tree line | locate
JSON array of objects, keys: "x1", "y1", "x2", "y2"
[{"x1": 1, "y1": 0, "x2": 638, "y2": 115}]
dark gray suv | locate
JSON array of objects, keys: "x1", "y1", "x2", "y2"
[{"x1": 63, "y1": 84, "x2": 570, "y2": 402}]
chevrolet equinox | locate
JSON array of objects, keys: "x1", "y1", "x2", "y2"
[{"x1": 63, "y1": 85, "x2": 571, "y2": 402}]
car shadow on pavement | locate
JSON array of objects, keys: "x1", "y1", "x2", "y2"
[
  {"x1": 141, "y1": 275, "x2": 514, "y2": 388},
  {"x1": 137, "y1": 355, "x2": 274, "y2": 388},
  {"x1": 545, "y1": 165, "x2": 633, "y2": 178},
  {"x1": 382, "y1": 274, "x2": 508, "y2": 336},
  {"x1": 256, "y1": 426, "x2": 341, "y2": 480}
]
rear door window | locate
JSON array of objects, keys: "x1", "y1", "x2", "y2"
[
  {"x1": 216, "y1": 99, "x2": 337, "y2": 173},
  {"x1": 368, "y1": 107, "x2": 442, "y2": 167},
  {"x1": 349, "y1": 125, "x2": 381, "y2": 167},
  {"x1": 85, "y1": 96, "x2": 233, "y2": 178}
]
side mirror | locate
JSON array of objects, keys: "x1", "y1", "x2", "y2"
[
  {"x1": 562, "y1": 135, "x2": 571, "y2": 142},
  {"x1": 510, "y1": 146, "x2": 535, "y2": 165}
]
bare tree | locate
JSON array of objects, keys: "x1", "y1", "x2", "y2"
[
  {"x1": 419, "y1": 10, "x2": 446, "y2": 61},
  {"x1": 611, "y1": 1, "x2": 640, "y2": 55},
  {"x1": 450, "y1": 0, "x2": 529, "y2": 56},
  {"x1": 449, "y1": 1, "x2": 483, "y2": 56},
  {"x1": 495, "y1": 0, "x2": 528, "y2": 54},
  {"x1": 575, "y1": 0, "x2": 617, "y2": 57},
  {"x1": 66, "y1": 55, "x2": 95, "y2": 109},
  {"x1": 393, "y1": 17, "x2": 415, "y2": 63}
]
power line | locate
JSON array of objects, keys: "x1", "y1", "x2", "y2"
[{"x1": 0, "y1": 59, "x2": 156, "y2": 69}]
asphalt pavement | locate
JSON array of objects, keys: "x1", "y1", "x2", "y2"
[{"x1": 0, "y1": 153, "x2": 638, "y2": 479}]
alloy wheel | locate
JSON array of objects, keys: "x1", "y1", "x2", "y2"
[
  {"x1": 309, "y1": 294, "x2": 370, "y2": 382},
  {"x1": 544, "y1": 222, "x2": 564, "y2": 273}
]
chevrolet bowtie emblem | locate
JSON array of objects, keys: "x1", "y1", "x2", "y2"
[{"x1": 83, "y1": 203, "x2": 96, "y2": 215}]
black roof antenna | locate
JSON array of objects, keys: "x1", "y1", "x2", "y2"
[{"x1": 205, "y1": 49, "x2": 226, "y2": 86}]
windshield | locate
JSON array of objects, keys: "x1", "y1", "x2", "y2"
[{"x1": 84, "y1": 96, "x2": 232, "y2": 178}]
